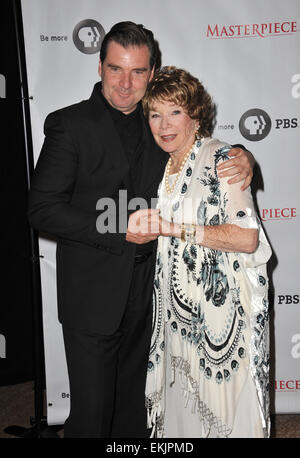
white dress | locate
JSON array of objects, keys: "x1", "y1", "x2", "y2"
[{"x1": 145, "y1": 138, "x2": 272, "y2": 438}]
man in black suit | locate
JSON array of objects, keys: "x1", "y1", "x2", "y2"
[{"x1": 28, "y1": 22, "x2": 254, "y2": 438}]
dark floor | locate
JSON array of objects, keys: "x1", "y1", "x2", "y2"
[{"x1": 0, "y1": 381, "x2": 300, "y2": 438}]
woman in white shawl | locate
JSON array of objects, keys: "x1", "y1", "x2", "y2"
[{"x1": 142, "y1": 67, "x2": 272, "y2": 438}]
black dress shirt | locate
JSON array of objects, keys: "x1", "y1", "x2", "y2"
[
  {"x1": 100, "y1": 92, "x2": 143, "y2": 193},
  {"x1": 100, "y1": 91, "x2": 155, "y2": 255}
]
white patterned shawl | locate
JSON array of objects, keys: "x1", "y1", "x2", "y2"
[{"x1": 145, "y1": 138, "x2": 272, "y2": 437}]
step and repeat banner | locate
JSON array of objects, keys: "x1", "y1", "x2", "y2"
[{"x1": 20, "y1": 0, "x2": 300, "y2": 425}]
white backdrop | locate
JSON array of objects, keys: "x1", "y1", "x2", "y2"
[{"x1": 20, "y1": 0, "x2": 300, "y2": 425}]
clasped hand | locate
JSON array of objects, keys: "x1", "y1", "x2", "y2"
[{"x1": 126, "y1": 209, "x2": 172, "y2": 244}]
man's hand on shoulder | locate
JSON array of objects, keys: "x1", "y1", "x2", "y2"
[{"x1": 217, "y1": 146, "x2": 255, "y2": 191}]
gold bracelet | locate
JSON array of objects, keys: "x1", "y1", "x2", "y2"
[
  {"x1": 183, "y1": 223, "x2": 197, "y2": 244},
  {"x1": 181, "y1": 223, "x2": 186, "y2": 242}
]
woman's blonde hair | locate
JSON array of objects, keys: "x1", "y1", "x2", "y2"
[{"x1": 142, "y1": 66, "x2": 214, "y2": 138}]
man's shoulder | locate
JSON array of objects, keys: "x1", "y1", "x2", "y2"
[
  {"x1": 47, "y1": 99, "x2": 93, "y2": 122},
  {"x1": 46, "y1": 82, "x2": 105, "y2": 124}
]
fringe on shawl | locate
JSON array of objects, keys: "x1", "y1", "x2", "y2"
[{"x1": 146, "y1": 357, "x2": 233, "y2": 438}]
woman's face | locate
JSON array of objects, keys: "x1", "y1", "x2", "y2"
[{"x1": 148, "y1": 100, "x2": 197, "y2": 157}]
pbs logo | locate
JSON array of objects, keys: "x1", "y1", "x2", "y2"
[
  {"x1": 73, "y1": 19, "x2": 105, "y2": 54},
  {"x1": 239, "y1": 108, "x2": 271, "y2": 141}
]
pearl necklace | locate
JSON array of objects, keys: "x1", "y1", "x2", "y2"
[{"x1": 165, "y1": 145, "x2": 193, "y2": 195}]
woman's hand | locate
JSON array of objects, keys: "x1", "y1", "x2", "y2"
[
  {"x1": 126, "y1": 208, "x2": 160, "y2": 244},
  {"x1": 144, "y1": 211, "x2": 258, "y2": 253},
  {"x1": 144, "y1": 212, "x2": 181, "y2": 238}
]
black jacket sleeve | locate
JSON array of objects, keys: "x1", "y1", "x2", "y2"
[{"x1": 28, "y1": 111, "x2": 127, "y2": 255}]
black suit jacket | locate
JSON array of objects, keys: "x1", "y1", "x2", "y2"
[{"x1": 28, "y1": 82, "x2": 168, "y2": 334}]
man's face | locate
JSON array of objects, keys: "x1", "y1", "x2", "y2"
[{"x1": 99, "y1": 41, "x2": 154, "y2": 115}]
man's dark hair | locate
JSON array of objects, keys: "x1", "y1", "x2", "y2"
[{"x1": 100, "y1": 21, "x2": 158, "y2": 69}]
